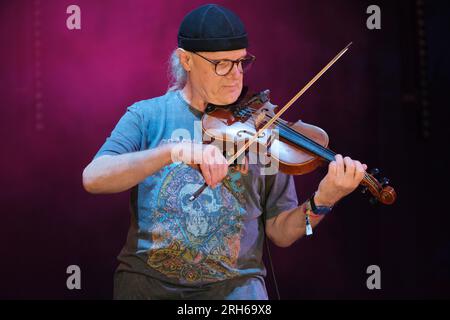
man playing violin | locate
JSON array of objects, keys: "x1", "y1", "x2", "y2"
[{"x1": 82, "y1": 4, "x2": 367, "y2": 300}]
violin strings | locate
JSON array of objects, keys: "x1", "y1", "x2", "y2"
[
  {"x1": 240, "y1": 107, "x2": 379, "y2": 191},
  {"x1": 242, "y1": 107, "x2": 336, "y2": 159}
]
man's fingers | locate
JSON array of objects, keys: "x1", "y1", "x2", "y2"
[
  {"x1": 328, "y1": 161, "x2": 337, "y2": 176},
  {"x1": 335, "y1": 154, "x2": 344, "y2": 179},
  {"x1": 202, "y1": 148, "x2": 214, "y2": 186},
  {"x1": 212, "y1": 159, "x2": 225, "y2": 188},
  {"x1": 341, "y1": 157, "x2": 357, "y2": 191},
  {"x1": 221, "y1": 158, "x2": 229, "y2": 182},
  {"x1": 211, "y1": 151, "x2": 221, "y2": 187},
  {"x1": 207, "y1": 146, "x2": 229, "y2": 188},
  {"x1": 344, "y1": 156, "x2": 356, "y2": 179},
  {"x1": 209, "y1": 151, "x2": 218, "y2": 187},
  {"x1": 181, "y1": 143, "x2": 230, "y2": 187},
  {"x1": 243, "y1": 155, "x2": 248, "y2": 172},
  {"x1": 200, "y1": 163, "x2": 212, "y2": 185},
  {"x1": 219, "y1": 154, "x2": 229, "y2": 186},
  {"x1": 210, "y1": 164, "x2": 218, "y2": 188},
  {"x1": 354, "y1": 161, "x2": 365, "y2": 183}
]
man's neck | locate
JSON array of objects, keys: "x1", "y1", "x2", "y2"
[{"x1": 181, "y1": 83, "x2": 207, "y2": 113}]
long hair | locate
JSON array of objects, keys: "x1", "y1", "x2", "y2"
[{"x1": 167, "y1": 49, "x2": 187, "y2": 92}]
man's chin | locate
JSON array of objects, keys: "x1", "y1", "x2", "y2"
[{"x1": 216, "y1": 89, "x2": 242, "y2": 105}]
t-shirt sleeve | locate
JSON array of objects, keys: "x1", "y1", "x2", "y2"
[
  {"x1": 93, "y1": 104, "x2": 143, "y2": 160},
  {"x1": 263, "y1": 172, "x2": 299, "y2": 220}
]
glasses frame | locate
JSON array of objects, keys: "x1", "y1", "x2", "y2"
[{"x1": 191, "y1": 51, "x2": 256, "y2": 76}]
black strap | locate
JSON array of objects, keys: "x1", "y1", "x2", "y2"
[{"x1": 262, "y1": 173, "x2": 281, "y2": 300}]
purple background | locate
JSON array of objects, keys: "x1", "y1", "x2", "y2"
[{"x1": 1, "y1": 0, "x2": 449, "y2": 299}]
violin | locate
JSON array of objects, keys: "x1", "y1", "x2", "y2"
[{"x1": 189, "y1": 43, "x2": 397, "y2": 205}]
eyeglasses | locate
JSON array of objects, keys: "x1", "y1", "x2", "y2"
[{"x1": 192, "y1": 51, "x2": 256, "y2": 76}]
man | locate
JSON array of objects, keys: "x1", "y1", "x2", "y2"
[{"x1": 82, "y1": 4, "x2": 366, "y2": 300}]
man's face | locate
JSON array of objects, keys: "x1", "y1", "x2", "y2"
[{"x1": 188, "y1": 49, "x2": 246, "y2": 105}]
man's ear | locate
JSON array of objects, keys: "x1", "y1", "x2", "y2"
[{"x1": 177, "y1": 48, "x2": 192, "y2": 72}]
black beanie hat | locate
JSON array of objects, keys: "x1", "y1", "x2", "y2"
[{"x1": 177, "y1": 4, "x2": 248, "y2": 52}]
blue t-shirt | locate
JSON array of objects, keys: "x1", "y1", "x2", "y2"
[{"x1": 94, "y1": 90, "x2": 298, "y2": 298}]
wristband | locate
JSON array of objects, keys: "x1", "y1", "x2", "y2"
[
  {"x1": 309, "y1": 193, "x2": 333, "y2": 215},
  {"x1": 304, "y1": 193, "x2": 333, "y2": 236}
]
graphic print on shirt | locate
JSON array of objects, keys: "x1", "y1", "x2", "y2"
[{"x1": 146, "y1": 163, "x2": 247, "y2": 284}]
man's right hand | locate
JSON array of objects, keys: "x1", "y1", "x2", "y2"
[{"x1": 170, "y1": 142, "x2": 229, "y2": 188}]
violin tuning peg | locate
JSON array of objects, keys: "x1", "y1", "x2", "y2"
[
  {"x1": 369, "y1": 168, "x2": 380, "y2": 176},
  {"x1": 205, "y1": 104, "x2": 216, "y2": 114},
  {"x1": 380, "y1": 177, "x2": 390, "y2": 187},
  {"x1": 360, "y1": 186, "x2": 368, "y2": 194},
  {"x1": 369, "y1": 197, "x2": 379, "y2": 205}
]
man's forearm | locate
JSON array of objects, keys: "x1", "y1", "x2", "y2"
[
  {"x1": 82, "y1": 144, "x2": 173, "y2": 194},
  {"x1": 267, "y1": 201, "x2": 325, "y2": 247}
]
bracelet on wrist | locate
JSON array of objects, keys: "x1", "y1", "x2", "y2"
[{"x1": 303, "y1": 193, "x2": 333, "y2": 237}]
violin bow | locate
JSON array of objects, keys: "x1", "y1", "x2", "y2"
[{"x1": 189, "y1": 42, "x2": 353, "y2": 201}]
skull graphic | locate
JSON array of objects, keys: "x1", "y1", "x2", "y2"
[{"x1": 179, "y1": 183, "x2": 223, "y2": 237}]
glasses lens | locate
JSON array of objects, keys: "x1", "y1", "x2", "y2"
[
  {"x1": 241, "y1": 57, "x2": 254, "y2": 73},
  {"x1": 214, "y1": 55, "x2": 255, "y2": 76},
  {"x1": 216, "y1": 61, "x2": 233, "y2": 76}
]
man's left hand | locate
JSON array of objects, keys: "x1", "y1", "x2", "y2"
[{"x1": 314, "y1": 154, "x2": 367, "y2": 206}]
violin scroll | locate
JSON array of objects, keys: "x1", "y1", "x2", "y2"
[{"x1": 361, "y1": 169, "x2": 397, "y2": 205}]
